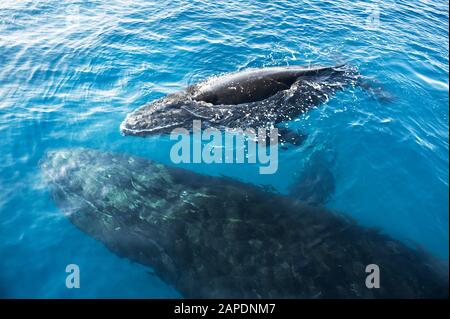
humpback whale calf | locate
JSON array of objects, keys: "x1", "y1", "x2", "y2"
[
  {"x1": 40, "y1": 148, "x2": 447, "y2": 298},
  {"x1": 120, "y1": 65, "x2": 389, "y2": 143}
]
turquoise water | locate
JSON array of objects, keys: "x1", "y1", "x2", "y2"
[{"x1": 0, "y1": 0, "x2": 448, "y2": 298}]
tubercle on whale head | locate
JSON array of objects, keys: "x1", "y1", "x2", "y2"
[
  {"x1": 120, "y1": 95, "x2": 198, "y2": 137},
  {"x1": 39, "y1": 148, "x2": 89, "y2": 191}
]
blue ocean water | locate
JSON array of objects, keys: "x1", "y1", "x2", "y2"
[{"x1": 0, "y1": 0, "x2": 448, "y2": 298}]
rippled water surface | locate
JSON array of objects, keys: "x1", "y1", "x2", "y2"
[{"x1": 0, "y1": 0, "x2": 448, "y2": 297}]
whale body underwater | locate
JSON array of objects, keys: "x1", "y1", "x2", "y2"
[
  {"x1": 120, "y1": 65, "x2": 389, "y2": 140},
  {"x1": 41, "y1": 148, "x2": 448, "y2": 298}
]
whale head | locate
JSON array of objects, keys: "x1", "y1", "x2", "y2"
[
  {"x1": 120, "y1": 93, "x2": 204, "y2": 137},
  {"x1": 40, "y1": 148, "x2": 179, "y2": 219}
]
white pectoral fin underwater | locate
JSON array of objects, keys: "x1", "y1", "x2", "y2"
[{"x1": 40, "y1": 148, "x2": 448, "y2": 298}]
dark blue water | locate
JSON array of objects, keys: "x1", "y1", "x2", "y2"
[{"x1": 0, "y1": 0, "x2": 448, "y2": 298}]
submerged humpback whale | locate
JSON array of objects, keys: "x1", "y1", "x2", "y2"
[
  {"x1": 41, "y1": 148, "x2": 447, "y2": 298},
  {"x1": 120, "y1": 65, "x2": 388, "y2": 142}
]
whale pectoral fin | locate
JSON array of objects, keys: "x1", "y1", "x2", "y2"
[
  {"x1": 276, "y1": 127, "x2": 308, "y2": 149},
  {"x1": 357, "y1": 76, "x2": 396, "y2": 103},
  {"x1": 288, "y1": 151, "x2": 336, "y2": 206}
]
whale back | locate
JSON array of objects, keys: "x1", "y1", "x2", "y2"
[{"x1": 192, "y1": 66, "x2": 344, "y2": 105}]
